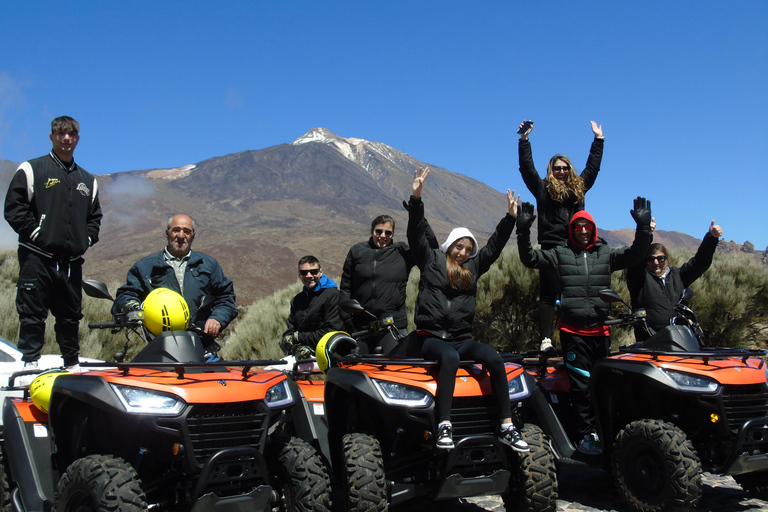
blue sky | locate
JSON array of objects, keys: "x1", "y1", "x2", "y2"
[{"x1": 1, "y1": 1, "x2": 766, "y2": 248}]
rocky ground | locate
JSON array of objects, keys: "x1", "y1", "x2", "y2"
[{"x1": 399, "y1": 469, "x2": 768, "y2": 511}]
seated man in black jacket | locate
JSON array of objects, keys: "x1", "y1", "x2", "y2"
[
  {"x1": 280, "y1": 255, "x2": 344, "y2": 359},
  {"x1": 516, "y1": 197, "x2": 652, "y2": 455}
]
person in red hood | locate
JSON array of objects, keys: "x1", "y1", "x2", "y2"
[{"x1": 516, "y1": 197, "x2": 652, "y2": 455}]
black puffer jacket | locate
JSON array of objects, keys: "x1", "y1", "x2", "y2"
[
  {"x1": 283, "y1": 275, "x2": 344, "y2": 349},
  {"x1": 627, "y1": 233, "x2": 718, "y2": 338},
  {"x1": 340, "y1": 239, "x2": 415, "y2": 331},
  {"x1": 407, "y1": 196, "x2": 515, "y2": 340},
  {"x1": 518, "y1": 210, "x2": 651, "y2": 328},
  {"x1": 518, "y1": 138, "x2": 603, "y2": 247}
]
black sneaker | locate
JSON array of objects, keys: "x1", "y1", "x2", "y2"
[
  {"x1": 436, "y1": 423, "x2": 454, "y2": 449},
  {"x1": 499, "y1": 425, "x2": 529, "y2": 452}
]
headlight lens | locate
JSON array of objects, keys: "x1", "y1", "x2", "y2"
[
  {"x1": 372, "y1": 379, "x2": 433, "y2": 407},
  {"x1": 111, "y1": 385, "x2": 185, "y2": 415},
  {"x1": 265, "y1": 380, "x2": 294, "y2": 409},
  {"x1": 662, "y1": 369, "x2": 719, "y2": 392},
  {"x1": 508, "y1": 374, "x2": 530, "y2": 401}
]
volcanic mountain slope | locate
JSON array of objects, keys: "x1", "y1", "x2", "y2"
[{"x1": 1, "y1": 130, "x2": 717, "y2": 305}]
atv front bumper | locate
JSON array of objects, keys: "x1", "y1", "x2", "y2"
[{"x1": 725, "y1": 418, "x2": 768, "y2": 476}]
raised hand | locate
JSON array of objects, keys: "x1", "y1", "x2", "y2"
[
  {"x1": 507, "y1": 189, "x2": 520, "y2": 216},
  {"x1": 413, "y1": 167, "x2": 430, "y2": 199},
  {"x1": 516, "y1": 202, "x2": 536, "y2": 231},
  {"x1": 630, "y1": 196, "x2": 652, "y2": 228},
  {"x1": 591, "y1": 120, "x2": 604, "y2": 139},
  {"x1": 709, "y1": 219, "x2": 723, "y2": 238}
]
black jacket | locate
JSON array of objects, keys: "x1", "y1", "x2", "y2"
[
  {"x1": 283, "y1": 275, "x2": 344, "y2": 349},
  {"x1": 408, "y1": 196, "x2": 515, "y2": 340},
  {"x1": 518, "y1": 138, "x2": 603, "y2": 247},
  {"x1": 340, "y1": 239, "x2": 415, "y2": 331},
  {"x1": 4, "y1": 152, "x2": 102, "y2": 258},
  {"x1": 627, "y1": 233, "x2": 718, "y2": 339},
  {"x1": 518, "y1": 210, "x2": 651, "y2": 328},
  {"x1": 114, "y1": 250, "x2": 239, "y2": 331}
]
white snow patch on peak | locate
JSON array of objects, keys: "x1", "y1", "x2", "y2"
[
  {"x1": 292, "y1": 128, "x2": 377, "y2": 165},
  {"x1": 145, "y1": 164, "x2": 196, "y2": 181}
]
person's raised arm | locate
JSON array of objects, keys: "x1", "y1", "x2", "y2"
[
  {"x1": 475, "y1": 189, "x2": 520, "y2": 275},
  {"x1": 612, "y1": 196, "x2": 652, "y2": 270},
  {"x1": 412, "y1": 167, "x2": 430, "y2": 199},
  {"x1": 581, "y1": 120, "x2": 604, "y2": 190},
  {"x1": 679, "y1": 220, "x2": 723, "y2": 287}
]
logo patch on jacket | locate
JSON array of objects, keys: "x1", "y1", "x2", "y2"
[
  {"x1": 45, "y1": 178, "x2": 60, "y2": 188},
  {"x1": 76, "y1": 183, "x2": 91, "y2": 197}
]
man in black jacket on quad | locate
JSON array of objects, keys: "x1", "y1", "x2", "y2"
[{"x1": 516, "y1": 197, "x2": 652, "y2": 455}]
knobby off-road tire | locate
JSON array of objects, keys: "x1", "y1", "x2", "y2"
[
  {"x1": 733, "y1": 472, "x2": 768, "y2": 500},
  {"x1": 504, "y1": 423, "x2": 558, "y2": 512},
  {"x1": 271, "y1": 437, "x2": 332, "y2": 512},
  {"x1": 342, "y1": 433, "x2": 387, "y2": 512},
  {"x1": 612, "y1": 419, "x2": 702, "y2": 512},
  {"x1": 54, "y1": 454, "x2": 148, "y2": 512}
]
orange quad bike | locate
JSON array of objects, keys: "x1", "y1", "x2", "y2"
[
  {"x1": 0, "y1": 279, "x2": 331, "y2": 512},
  {"x1": 283, "y1": 299, "x2": 558, "y2": 512},
  {"x1": 520, "y1": 288, "x2": 768, "y2": 512}
]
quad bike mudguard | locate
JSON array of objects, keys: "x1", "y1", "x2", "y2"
[{"x1": 2, "y1": 398, "x2": 55, "y2": 511}]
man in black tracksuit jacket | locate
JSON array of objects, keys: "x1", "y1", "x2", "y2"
[
  {"x1": 516, "y1": 198, "x2": 652, "y2": 454},
  {"x1": 4, "y1": 116, "x2": 102, "y2": 368}
]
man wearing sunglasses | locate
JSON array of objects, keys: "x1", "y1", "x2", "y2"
[
  {"x1": 627, "y1": 219, "x2": 723, "y2": 341},
  {"x1": 516, "y1": 196, "x2": 652, "y2": 455},
  {"x1": 280, "y1": 255, "x2": 343, "y2": 359}
]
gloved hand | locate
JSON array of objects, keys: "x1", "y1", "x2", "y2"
[
  {"x1": 295, "y1": 345, "x2": 314, "y2": 360},
  {"x1": 630, "y1": 196, "x2": 652, "y2": 228},
  {"x1": 516, "y1": 202, "x2": 537, "y2": 232},
  {"x1": 124, "y1": 299, "x2": 142, "y2": 312},
  {"x1": 279, "y1": 332, "x2": 298, "y2": 355}
]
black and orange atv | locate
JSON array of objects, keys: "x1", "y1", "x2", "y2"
[
  {"x1": 0, "y1": 279, "x2": 331, "y2": 512},
  {"x1": 520, "y1": 288, "x2": 768, "y2": 512},
  {"x1": 286, "y1": 299, "x2": 558, "y2": 512}
]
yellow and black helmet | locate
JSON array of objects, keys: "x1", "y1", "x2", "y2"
[
  {"x1": 315, "y1": 331, "x2": 359, "y2": 373},
  {"x1": 30, "y1": 370, "x2": 71, "y2": 413},
  {"x1": 142, "y1": 288, "x2": 190, "y2": 335}
]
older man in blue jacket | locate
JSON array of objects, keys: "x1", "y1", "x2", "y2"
[{"x1": 114, "y1": 214, "x2": 238, "y2": 336}]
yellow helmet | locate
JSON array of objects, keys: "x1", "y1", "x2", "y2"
[
  {"x1": 316, "y1": 331, "x2": 359, "y2": 373},
  {"x1": 30, "y1": 371, "x2": 71, "y2": 413},
  {"x1": 142, "y1": 288, "x2": 190, "y2": 335}
]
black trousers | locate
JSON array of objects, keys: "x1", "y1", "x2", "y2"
[
  {"x1": 417, "y1": 335, "x2": 512, "y2": 423},
  {"x1": 560, "y1": 331, "x2": 610, "y2": 436},
  {"x1": 16, "y1": 247, "x2": 82, "y2": 366},
  {"x1": 537, "y1": 267, "x2": 560, "y2": 339}
]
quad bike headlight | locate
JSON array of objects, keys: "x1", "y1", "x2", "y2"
[
  {"x1": 111, "y1": 384, "x2": 186, "y2": 415},
  {"x1": 372, "y1": 379, "x2": 433, "y2": 407},
  {"x1": 508, "y1": 373, "x2": 530, "y2": 401},
  {"x1": 265, "y1": 380, "x2": 294, "y2": 409},
  {"x1": 661, "y1": 369, "x2": 719, "y2": 393}
]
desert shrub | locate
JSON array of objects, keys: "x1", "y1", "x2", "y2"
[
  {"x1": 473, "y1": 246, "x2": 540, "y2": 353},
  {"x1": 221, "y1": 282, "x2": 302, "y2": 360}
]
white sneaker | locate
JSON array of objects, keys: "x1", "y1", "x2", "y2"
[
  {"x1": 499, "y1": 424, "x2": 530, "y2": 452},
  {"x1": 436, "y1": 423, "x2": 454, "y2": 449},
  {"x1": 65, "y1": 364, "x2": 83, "y2": 374},
  {"x1": 24, "y1": 360, "x2": 39, "y2": 369},
  {"x1": 539, "y1": 338, "x2": 556, "y2": 354}
]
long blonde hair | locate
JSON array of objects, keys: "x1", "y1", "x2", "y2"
[
  {"x1": 544, "y1": 154, "x2": 586, "y2": 204},
  {"x1": 445, "y1": 242, "x2": 475, "y2": 290}
]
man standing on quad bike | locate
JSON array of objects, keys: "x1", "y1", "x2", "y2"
[
  {"x1": 113, "y1": 214, "x2": 238, "y2": 337},
  {"x1": 4, "y1": 116, "x2": 102, "y2": 375},
  {"x1": 280, "y1": 255, "x2": 344, "y2": 359},
  {"x1": 516, "y1": 197, "x2": 652, "y2": 455},
  {"x1": 627, "y1": 217, "x2": 723, "y2": 341}
]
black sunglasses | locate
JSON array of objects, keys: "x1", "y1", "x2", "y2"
[
  {"x1": 553, "y1": 165, "x2": 570, "y2": 172},
  {"x1": 647, "y1": 255, "x2": 667, "y2": 263},
  {"x1": 299, "y1": 268, "x2": 321, "y2": 276},
  {"x1": 375, "y1": 229, "x2": 393, "y2": 237}
]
